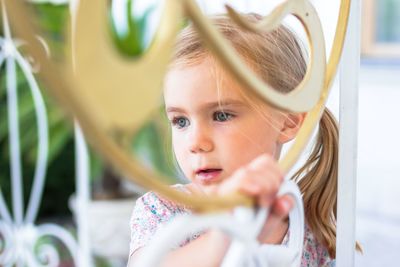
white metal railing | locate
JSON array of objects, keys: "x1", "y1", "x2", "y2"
[
  {"x1": 0, "y1": 0, "x2": 360, "y2": 266},
  {"x1": 337, "y1": 0, "x2": 360, "y2": 265},
  {"x1": 0, "y1": 0, "x2": 86, "y2": 266}
]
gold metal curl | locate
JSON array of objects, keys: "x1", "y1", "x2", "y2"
[
  {"x1": 184, "y1": 0, "x2": 326, "y2": 113},
  {"x1": 224, "y1": 0, "x2": 352, "y2": 172},
  {"x1": 183, "y1": 0, "x2": 329, "y2": 174},
  {"x1": 4, "y1": 0, "x2": 351, "y2": 212},
  {"x1": 67, "y1": 0, "x2": 182, "y2": 132}
]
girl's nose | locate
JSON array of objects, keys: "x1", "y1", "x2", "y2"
[{"x1": 188, "y1": 126, "x2": 214, "y2": 153}]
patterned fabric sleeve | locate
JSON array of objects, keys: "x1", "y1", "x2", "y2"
[
  {"x1": 277, "y1": 224, "x2": 335, "y2": 267},
  {"x1": 128, "y1": 186, "x2": 191, "y2": 257},
  {"x1": 301, "y1": 224, "x2": 335, "y2": 267},
  {"x1": 129, "y1": 191, "x2": 183, "y2": 256}
]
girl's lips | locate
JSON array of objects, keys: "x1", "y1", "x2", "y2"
[{"x1": 195, "y1": 169, "x2": 222, "y2": 184}]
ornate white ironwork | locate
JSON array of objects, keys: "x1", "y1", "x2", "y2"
[
  {"x1": 0, "y1": 0, "x2": 360, "y2": 266},
  {"x1": 74, "y1": 122, "x2": 93, "y2": 267},
  {"x1": 0, "y1": 1, "x2": 80, "y2": 266},
  {"x1": 134, "y1": 181, "x2": 304, "y2": 267}
]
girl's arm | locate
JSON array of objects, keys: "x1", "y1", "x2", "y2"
[
  {"x1": 129, "y1": 198, "x2": 292, "y2": 267},
  {"x1": 129, "y1": 230, "x2": 230, "y2": 267},
  {"x1": 129, "y1": 154, "x2": 293, "y2": 267}
]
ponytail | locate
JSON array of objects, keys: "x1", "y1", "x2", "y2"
[
  {"x1": 291, "y1": 108, "x2": 338, "y2": 257},
  {"x1": 292, "y1": 108, "x2": 362, "y2": 257}
]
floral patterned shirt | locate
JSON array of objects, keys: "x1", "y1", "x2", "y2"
[{"x1": 129, "y1": 186, "x2": 335, "y2": 267}]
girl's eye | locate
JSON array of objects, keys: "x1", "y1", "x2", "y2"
[
  {"x1": 171, "y1": 117, "x2": 190, "y2": 129},
  {"x1": 213, "y1": 111, "x2": 233, "y2": 122}
]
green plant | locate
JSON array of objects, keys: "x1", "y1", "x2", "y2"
[
  {"x1": 0, "y1": 3, "x2": 75, "y2": 217},
  {"x1": 109, "y1": 0, "x2": 156, "y2": 57},
  {"x1": 0, "y1": 1, "x2": 181, "y2": 216}
]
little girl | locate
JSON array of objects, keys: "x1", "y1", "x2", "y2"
[{"x1": 128, "y1": 13, "x2": 338, "y2": 267}]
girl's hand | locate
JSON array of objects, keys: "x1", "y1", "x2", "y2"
[
  {"x1": 217, "y1": 154, "x2": 290, "y2": 209},
  {"x1": 217, "y1": 154, "x2": 294, "y2": 243}
]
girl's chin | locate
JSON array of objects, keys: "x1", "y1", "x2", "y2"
[{"x1": 185, "y1": 182, "x2": 220, "y2": 196}]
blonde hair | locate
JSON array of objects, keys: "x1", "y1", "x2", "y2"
[{"x1": 171, "y1": 13, "x2": 339, "y2": 257}]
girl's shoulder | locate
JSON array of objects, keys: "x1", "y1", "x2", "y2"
[
  {"x1": 301, "y1": 224, "x2": 335, "y2": 267},
  {"x1": 132, "y1": 184, "x2": 190, "y2": 223},
  {"x1": 129, "y1": 184, "x2": 191, "y2": 255}
]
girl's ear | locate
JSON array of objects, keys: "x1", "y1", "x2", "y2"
[{"x1": 278, "y1": 112, "x2": 306, "y2": 144}]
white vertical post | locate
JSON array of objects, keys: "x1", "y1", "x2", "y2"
[
  {"x1": 337, "y1": 0, "x2": 361, "y2": 266},
  {"x1": 74, "y1": 122, "x2": 93, "y2": 267}
]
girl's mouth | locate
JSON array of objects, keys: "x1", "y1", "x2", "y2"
[{"x1": 195, "y1": 168, "x2": 223, "y2": 184}]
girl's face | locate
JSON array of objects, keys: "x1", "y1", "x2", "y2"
[{"x1": 164, "y1": 59, "x2": 295, "y2": 193}]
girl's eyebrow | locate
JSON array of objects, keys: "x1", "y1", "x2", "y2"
[{"x1": 166, "y1": 99, "x2": 246, "y2": 113}]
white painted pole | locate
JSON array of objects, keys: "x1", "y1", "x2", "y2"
[
  {"x1": 74, "y1": 123, "x2": 93, "y2": 267},
  {"x1": 336, "y1": 0, "x2": 361, "y2": 266}
]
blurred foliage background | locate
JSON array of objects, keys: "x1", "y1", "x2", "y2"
[{"x1": 0, "y1": 0, "x2": 180, "y2": 222}]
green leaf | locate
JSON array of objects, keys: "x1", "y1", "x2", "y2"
[
  {"x1": 109, "y1": 0, "x2": 157, "y2": 57},
  {"x1": 45, "y1": 121, "x2": 71, "y2": 164}
]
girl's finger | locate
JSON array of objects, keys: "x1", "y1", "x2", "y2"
[
  {"x1": 271, "y1": 195, "x2": 294, "y2": 217},
  {"x1": 218, "y1": 154, "x2": 285, "y2": 207},
  {"x1": 257, "y1": 195, "x2": 294, "y2": 243},
  {"x1": 242, "y1": 170, "x2": 284, "y2": 206},
  {"x1": 248, "y1": 154, "x2": 284, "y2": 181},
  {"x1": 247, "y1": 154, "x2": 284, "y2": 188}
]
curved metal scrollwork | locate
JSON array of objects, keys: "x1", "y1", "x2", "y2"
[
  {"x1": 184, "y1": 0, "x2": 326, "y2": 113},
  {"x1": 3, "y1": 0, "x2": 351, "y2": 212},
  {"x1": 1, "y1": 0, "x2": 354, "y2": 266}
]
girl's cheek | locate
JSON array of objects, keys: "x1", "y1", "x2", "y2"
[
  {"x1": 172, "y1": 137, "x2": 188, "y2": 166},
  {"x1": 172, "y1": 133, "x2": 185, "y2": 150}
]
